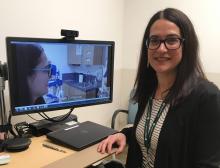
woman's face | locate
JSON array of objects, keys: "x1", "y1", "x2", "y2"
[
  {"x1": 28, "y1": 52, "x2": 50, "y2": 101},
  {"x1": 148, "y1": 19, "x2": 183, "y2": 76}
]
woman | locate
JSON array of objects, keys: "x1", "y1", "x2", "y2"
[
  {"x1": 13, "y1": 43, "x2": 51, "y2": 106},
  {"x1": 97, "y1": 8, "x2": 220, "y2": 168}
]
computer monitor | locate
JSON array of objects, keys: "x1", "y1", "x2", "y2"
[{"x1": 6, "y1": 37, "x2": 114, "y2": 116}]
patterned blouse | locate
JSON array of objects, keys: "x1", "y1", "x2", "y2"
[{"x1": 136, "y1": 99, "x2": 169, "y2": 168}]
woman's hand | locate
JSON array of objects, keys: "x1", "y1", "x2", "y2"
[{"x1": 97, "y1": 133, "x2": 126, "y2": 155}]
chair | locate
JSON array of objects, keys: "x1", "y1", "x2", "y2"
[
  {"x1": 107, "y1": 89, "x2": 138, "y2": 166},
  {"x1": 111, "y1": 89, "x2": 138, "y2": 129}
]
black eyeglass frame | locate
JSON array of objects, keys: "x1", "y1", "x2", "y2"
[
  {"x1": 146, "y1": 37, "x2": 185, "y2": 50},
  {"x1": 32, "y1": 64, "x2": 52, "y2": 78}
]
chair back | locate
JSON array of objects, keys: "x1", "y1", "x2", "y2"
[{"x1": 127, "y1": 89, "x2": 138, "y2": 124}]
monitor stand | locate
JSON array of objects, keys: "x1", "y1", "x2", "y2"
[{"x1": 29, "y1": 114, "x2": 77, "y2": 136}]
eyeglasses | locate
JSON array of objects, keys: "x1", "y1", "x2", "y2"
[
  {"x1": 33, "y1": 64, "x2": 52, "y2": 78},
  {"x1": 146, "y1": 37, "x2": 185, "y2": 50}
]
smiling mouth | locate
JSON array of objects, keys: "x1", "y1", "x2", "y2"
[{"x1": 154, "y1": 57, "x2": 170, "y2": 61}]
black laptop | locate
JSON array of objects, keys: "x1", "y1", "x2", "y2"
[{"x1": 46, "y1": 121, "x2": 117, "y2": 151}]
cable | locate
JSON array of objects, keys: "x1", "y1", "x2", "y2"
[
  {"x1": 41, "y1": 108, "x2": 74, "y2": 122},
  {"x1": 7, "y1": 113, "x2": 17, "y2": 138},
  {"x1": 14, "y1": 122, "x2": 32, "y2": 138},
  {"x1": 27, "y1": 108, "x2": 74, "y2": 123},
  {"x1": 27, "y1": 114, "x2": 41, "y2": 121}
]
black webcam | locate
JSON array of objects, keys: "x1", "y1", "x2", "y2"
[{"x1": 61, "y1": 29, "x2": 79, "y2": 40}]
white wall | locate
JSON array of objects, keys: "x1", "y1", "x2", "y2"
[
  {"x1": 0, "y1": 0, "x2": 125, "y2": 126},
  {"x1": 123, "y1": 0, "x2": 220, "y2": 72}
]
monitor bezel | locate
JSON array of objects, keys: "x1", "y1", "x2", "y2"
[{"x1": 6, "y1": 37, "x2": 114, "y2": 116}]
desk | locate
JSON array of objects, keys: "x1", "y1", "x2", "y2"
[{"x1": 1, "y1": 136, "x2": 111, "y2": 168}]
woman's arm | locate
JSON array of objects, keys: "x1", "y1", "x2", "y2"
[
  {"x1": 194, "y1": 85, "x2": 220, "y2": 167},
  {"x1": 120, "y1": 126, "x2": 134, "y2": 145}
]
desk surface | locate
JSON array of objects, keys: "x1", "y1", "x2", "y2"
[{"x1": 1, "y1": 136, "x2": 110, "y2": 168}]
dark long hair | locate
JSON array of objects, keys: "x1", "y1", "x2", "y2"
[
  {"x1": 134, "y1": 8, "x2": 206, "y2": 107},
  {"x1": 13, "y1": 43, "x2": 44, "y2": 106}
]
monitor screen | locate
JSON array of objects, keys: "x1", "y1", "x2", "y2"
[{"x1": 6, "y1": 37, "x2": 114, "y2": 115}]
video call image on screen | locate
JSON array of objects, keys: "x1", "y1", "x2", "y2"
[{"x1": 7, "y1": 40, "x2": 114, "y2": 114}]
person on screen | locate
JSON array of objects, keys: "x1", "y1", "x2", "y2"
[
  {"x1": 97, "y1": 8, "x2": 220, "y2": 168},
  {"x1": 13, "y1": 44, "x2": 51, "y2": 106}
]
